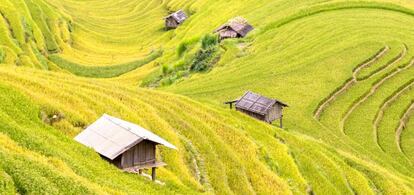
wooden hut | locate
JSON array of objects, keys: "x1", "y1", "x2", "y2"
[
  {"x1": 214, "y1": 17, "x2": 254, "y2": 40},
  {"x1": 164, "y1": 10, "x2": 188, "y2": 29},
  {"x1": 225, "y1": 91, "x2": 288, "y2": 127},
  {"x1": 75, "y1": 114, "x2": 177, "y2": 181}
]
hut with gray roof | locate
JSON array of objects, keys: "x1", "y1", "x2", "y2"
[
  {"x1": 75, "y1": 114, "x2": 177, "y2": 181},
  {"x1": 164, "y1": 10, "x2": 188, "y2": 29},
  {"x1": 225, "y1": 91, "x2": 288, "y2": 127},
  {"x1": 214, "y1": 17, "x2": 254, "y2": 40}
]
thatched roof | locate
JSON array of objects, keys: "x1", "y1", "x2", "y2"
[
  {"x1": 235, "y1": 91, "x2": 288, "y2": 115},
  {"x1": 164, "y1": 10, "x2": 188, "y2": 24},
  {"x1": 215, "y1": 17, "x2": 254, "y2": 37},
  {"x1": 75, "y1": 114, "x2": 177, "y2": 160}
]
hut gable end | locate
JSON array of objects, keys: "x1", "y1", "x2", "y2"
[{"x1": 164, "y1": 10, "x2": 188, "y2": 29}]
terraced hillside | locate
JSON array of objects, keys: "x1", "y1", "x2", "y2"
[{"x1": 1, "y1": 0, "x2": 414, "y2": 194}]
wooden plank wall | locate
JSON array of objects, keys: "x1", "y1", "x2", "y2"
[{"x1": 121, "y1": 140, "x2": 156, "y2": 168}]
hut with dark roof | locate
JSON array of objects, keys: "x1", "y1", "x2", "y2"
[
  {"x1": 164, "y1": 10, "x2": 188, "y2": 29},
  {"x1": 214, "y1": 17, "x2": 254, "y2": 40},
  {"x1": 75, "y1": 114, "x2": 177, "y2": 181},
  {"x1": 225, "y1": 91, "x2": 288, "y2": 127}
]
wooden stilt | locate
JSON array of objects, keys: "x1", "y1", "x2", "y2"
[
  {"x1": 280, "y1": 115, "x2": 283, "y2": 128},
  {"x1": 151, "y1": 167, "x2": 156, "y2": 181}
]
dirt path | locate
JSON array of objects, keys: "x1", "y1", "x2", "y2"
[
  {"x1": 341, "y1": 57, "x2": 414, "y2": 134},
  {"x1": 373, "y1": 80, "x2": 414, "y2": 151},
  {"x1": 396, "y1": 102, "x2": 414, "y2": 154},
  {"x1": 314, "y1": 46, "x2": 389, "y2": 120}
]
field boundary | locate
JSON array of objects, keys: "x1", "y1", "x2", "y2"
[
  {"x1": 314, "y1": 46, "x2": 389, "y2": 120},
  {"x1": 396, "y1": 102, "x2": 414, "y2": 154},
  {"x1": 340, "y1": 52, "x2": 411, "y2": 134},
  {"x1": 373, "y1": 78, "x2": 414, "y2": 151},
  {"x1": 358, "y1": 45, "x2": 408, "y2": 81}
]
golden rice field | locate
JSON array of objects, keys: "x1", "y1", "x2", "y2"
[{"x1": 1, "y1": 0, "x2": 414, "y2": 194}]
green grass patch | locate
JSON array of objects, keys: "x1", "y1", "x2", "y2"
[
  {"x1": 144, "y1": 34, "x2": 221, "y2": 87},
  {"x1": 48, "y1": 50, "x2": 162, "y2": 78}
]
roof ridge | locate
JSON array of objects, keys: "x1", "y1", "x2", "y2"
[
  {"x1": 102, "y1": 114, "x2": 177, "y2": 150},
  {"x1": 103, "y1": 114, "x2": 144, "y2": 139}
]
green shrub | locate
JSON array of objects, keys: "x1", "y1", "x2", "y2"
[
  {"x1": 160, "y1": 77, "x2": 173, "y2": 86},
  {"x1": 190, "y1": 47, "x2": 218, "y2": 72},
  {"x1": 162, "y1": 64, "x2": 171, "y2": 75},
  {"x1": 176, "y1": 70, "x2": 189, "y2": 78},
  {"x1": 144, "y1": 34, "x2": 221, "y2": 87},
  {"x1": 177, "y1": 42, "x2": 188, "y2": 57},
  {"x1": 201, "y1": 34, "x2": 218, "y2": 50},
  {"x1": 177, "y1": 37, "x2": 200, "y2": 58},
  {"x1": 173, "y1": 60, "x2": 186, "y2": 70}
]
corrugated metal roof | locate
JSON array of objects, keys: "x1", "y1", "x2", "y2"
[
  {"x1": 235, "y1": 91, "x2": 288, "y2": 115},
  {"x1": 228, "y1": 22, "x2": 253, "y2": 37},
  {"x1": 75, "y1": 114, "x2": 177, "y2": 160},
  {"x1": 214, "y1": 17, "x2": 254, "y2": 37},
  {"x1": 165, "y1": 10, "x2": 187, "y2": 24}
]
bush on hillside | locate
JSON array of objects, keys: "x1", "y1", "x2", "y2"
[
  {"x1": 144, "y1": 34, "x2": 220, "y2": 87},
  {"x1": 177, "y1": 37, "x2": 201, "y2": 57},
  {"x1": 190, "y1": 47, "x2": 218, "y2": 72},
  {"x1": 201, "y1": 34, "x2": 218, "y2": 50},
  {"x1": 177, "y1": 42, "x2": 188, "y2": 57}
]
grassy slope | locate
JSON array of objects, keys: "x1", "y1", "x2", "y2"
[
  {"x1": 1, "y1": 67, "x2": 413, "y2": 194},
  {"x1": 163, "y1": 0, "x2": 414, "y2": 179},
  {"x1": 160, "y1": 0, "x2": 414, "y2": 193},
  {"x1": 0, "y1": 0, "x2": 414, "y2": 194}
]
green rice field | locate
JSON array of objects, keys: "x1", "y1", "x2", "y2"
[{"x1": 0, "y1": 0, "x2": 414, "y2": 194}]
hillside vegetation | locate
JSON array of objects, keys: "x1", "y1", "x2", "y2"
[{"x1": 1, "y1": 0, "x2": 414, "y2": 194}]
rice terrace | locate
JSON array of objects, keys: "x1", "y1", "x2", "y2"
[{"x1": 1, "y1": 0, "x2": 414, "y2": 194}]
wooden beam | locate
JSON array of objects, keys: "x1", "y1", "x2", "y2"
[{"x1": 224, "y1": 100, "x2": 238, "y2": 109}]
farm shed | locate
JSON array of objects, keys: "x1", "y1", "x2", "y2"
[
  {"x1": 226, "y1": 91, "x2": 288, "y2": 127},
  {"x1": 214, "y1": 17, "x2": 254, "y2": 40},
  {"x1": 164, "y1": 10, "x2": 188, "y2": 29},
  {"x1": 74, "y1": 114, "x2": 177, "y2": 181}
]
